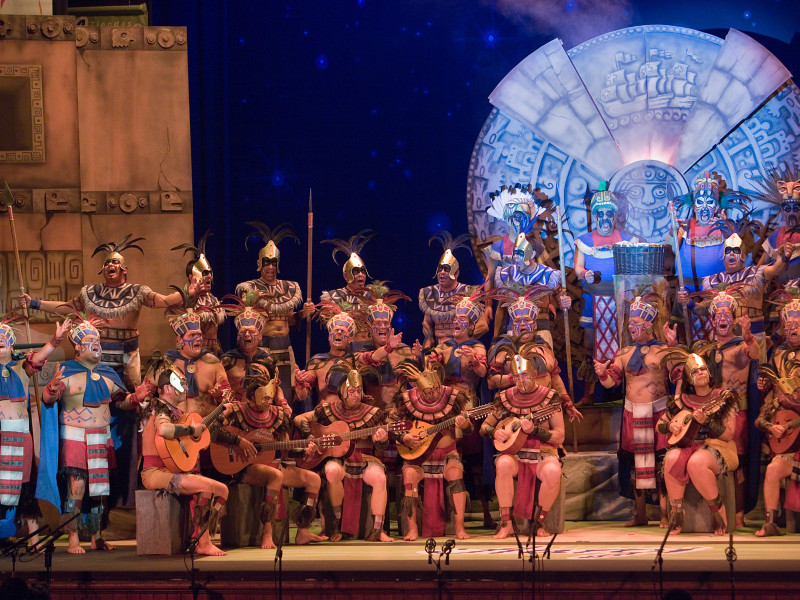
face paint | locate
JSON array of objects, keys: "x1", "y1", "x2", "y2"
[
  {"x1": 593, "y1": 209, "x2": 616, "y2": 236},
  {"x1": 693, "y1": 192, "x2": 717, "y2": 226},
  {"x1": 782, "y1": 202, "x2": 800, "y2": 229}
]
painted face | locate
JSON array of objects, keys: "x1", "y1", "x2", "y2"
[
  {"x1": 419, "y1": 380, "x2": 442, "y2": 403},
  {"x1": 102, "y1": 258, "x2": 126, "y2": 285},
  {"x1": 371, "y1": 317, "x2": 391, "y2": 345},
  {"x1": 329, "y1": 325, "x2": 351, "y2": 351},
  {"x1": 349, "y1": 267, "x2": 367, "y2": 289},
  {"x1": 196, "y1": 272, "x2": 213, "y2": 294},
  {"x1": 593, "y1": 208, "x2": 617, "y2": 237},
  {"x1": 237, "y1": 325, "x2": 261, "y2": 354},
  {"x1": 179, "y1": 330, "x2": 203, "y2": 357},
  {"x1": 512, "y1": 370, "x2": 535, "y2": 393},
  {"x1": 693, "y1": 192, "x2": 717, "y2": 226},
  {"x1": 781, "y1": 201, "x2": 800, "y2": 229},
  {"x1": 689, "y1": 363, "x2": 710, "y2": 388},
  {"x1": 628, "y1": 316, "x2": 652, "y2": 342},
  {"x1": 452, "y1": 315, "x2": 471, "y2": 340},
  {"x1": 0, "y1": 338, "x2": 12, "y2": 362},
  {"x1": 344, "y1": 384, "x2": 362, "y2": 406},
  {"x1": 785, "y1": 318, "x2": 800, "y2": 347},
  {"x1": 724, "y1": 245, "x2": 744, "y2": 271},
  {"x1": 712, "y1": 307, "x2": 734, "y2": 338},
  {"x1": 77, "y1": 335, "x2": 102, "y2": 361},
  {"x1": 512, "y1": 314, "x2": 536, "y2": 337},
  {"x1": 437, "y1": 264, "x2": 456, "y2": 287},
  {"x1": 260, "y1": 259, "x2": 278, "y2": 282}
]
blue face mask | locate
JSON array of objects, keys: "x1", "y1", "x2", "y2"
[{"x1": 693, "y1": 193, "x2": 717, "y2": 225}]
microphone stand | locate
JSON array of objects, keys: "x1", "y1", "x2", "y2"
[
  {"x1": 185, "y1": 523, "x2": 209, "y2": 600},
  {"x1": 273, "y1": 513, "x2": 290, "y2": 600},
  {"x1": 1, "y1": 523, "x2": 49, "y2": 577},
  {"x1": 725, "y1": 530, "x2": 737, "y2": 600},
  {"x1": 29, "y1": 512, "x2": 81, "y2": 585},
  {"x1": 652, "y1": 515, "x2": 674, "y2": 599},
  {"x1": 542, "y1": 530, "x2": 558, "y2": 560},
  {"x1": 526, "y1": 508, "x2": 542, "y2": 600}
]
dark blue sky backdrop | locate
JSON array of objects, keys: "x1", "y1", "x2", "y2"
[{"x1": 152, "y1": 1, "x2": 799, "y2": 351}]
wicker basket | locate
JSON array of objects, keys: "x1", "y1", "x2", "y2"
[{"x1": 612, "y1": 242, "x2": 666, "y2": 275}]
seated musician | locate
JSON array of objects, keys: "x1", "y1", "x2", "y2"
[
  {"x1": 296, "y1": 364, "x2": 393, "y2": 542},
  {"x1": 480, "y1": 347, "x2": 564, "y2": 538},
  {"x1": 141, "y1": 366, "x2": 236, "y2": 556},
  {"x1": 657, "y1": 353, "x2": 739, "y2": 535},
  {"x1": 392, "y1": 360, "x2": 471, "y2": 541},
  {"x1": 753, "y1": 294, "x2": 800, "y2": 536}
]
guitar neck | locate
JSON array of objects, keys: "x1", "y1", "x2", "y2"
[
  {"x1": 255, "y1": 437, "x2": 311, "y2": 451},
  {"x1": 425, "y1": 406, "x2": 492, "y2": 436},
  {"x1": 201, "y1": 403, "x2": 227, "y2": 428}
]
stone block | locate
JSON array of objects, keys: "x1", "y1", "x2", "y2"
[
  {"x1": 681, "y1": 471, "x2": 736, "y2": 533},
  {"x1": 135, "y1": 489, "x2": 190, "y2": 555}
]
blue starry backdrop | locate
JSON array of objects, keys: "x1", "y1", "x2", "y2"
[{"x1": 152, "y1": 0, "x2": 800, "y2": 351}]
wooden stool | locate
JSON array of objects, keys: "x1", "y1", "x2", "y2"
[
  {"x1": 681, "y1": 471, "x2": 736, "y2": 533},
  {"x1": 135, "y1": 489, "x2": 191, "y2": 556}
]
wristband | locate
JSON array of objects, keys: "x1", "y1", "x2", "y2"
[
  {"x1": 781, "y1": 253, "x2": 790, "y2": 263},
  {"x1": 29, "y1": 298, "x2": 41, "y2": 310},
  {"x1": 480, "y1": 424, "x2": 495, "y2": 439},
  {"x1": 48, "y1": 336, "x2": 63, "y2": 348},
  {"x1": 173, "y1": 424, "x2": 194, "y2": 437},
  {"x1": 744, "y1": 335, "x2": 755, "y2": 345}
]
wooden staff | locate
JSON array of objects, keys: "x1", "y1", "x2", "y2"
[
  {"x1": 305, "y1": 189, "x2": 313, "y2": 364},
  {"x1": 556, "y1": 206, "x2": 578, "y2": 452},
  {"x1": 669, "y1": 203, "x2": 692, "y2": 345},
  {"x1": 3, "y1": 181, "x2": 42, "y2": 423}
]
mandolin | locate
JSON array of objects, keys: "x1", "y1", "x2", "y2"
[
  {"x1": 768, "y1": 409, "x2": 800, "y2": 454},
  {"x1": 493, "y1": 402, "x2": 563, "y2": 455},
  {"x1": 397, "y1": 404, "x2": 494, "y2": 464},
  {"x1": 667, "y1": 392, "x2": 731, "y2": 448}
]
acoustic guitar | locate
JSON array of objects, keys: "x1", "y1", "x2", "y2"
[
  {"x1": 768, "y1": 409, "x2": 800, "y2": 454},
  {"x1": 154, "y1": 401, "x2": 228, "y2": 474},
  {"x1": 209, "y1": 426, "x2": 340, "y2": 475},
  {"x1": 667, "y1": 391, "x2": 731, "y2": 448},
  {"x1": 397, "y1": 404, "x2": 494, "y2": 464},
  {"x1": 493, "y1": 402, "x2": 563, "y2": 455},
  {"x1": 294, "y1": 419, "x2": 411, "y2": 469}
]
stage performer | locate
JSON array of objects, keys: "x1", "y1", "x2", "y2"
[
  {"x1": 657, "y1": 353, "x2": 738, "y2": 535},
  {"x1": 487, "y1": 291, "x2": 582, "y2": 422},
  {"x1": 573, "y1": 182, "x2": 638, "y2": 405},
  {"x1": 685, "y1": 289, "x2": 759, "y2": 528},
  {"x1": 160, "y1": 295, "x2": 231, "y2": 418},
  {"x1": 40, "y1": 316, "x2": 142, "y2": 553},
  {"x1": 595, "y1": 296, "x2": 671, "y2": 527},
  {"x1": 0, "y1": 314, "x2": 71, "y2": 540},
  {"x1": 493, "y1": 230, "x2": 571, "y2": 346},
  {"x1": 236, "y1": 222, "x2": 315, "y2": 408},
  {"x1": 172, "y1": 231, "x2": 226, "y2": 354},
  {"x1": 221, "y1": 294, "x2": 279, "y2": 404},
  {"x1": 671, "y1": 172, "x2": 730, "y2": 341},
  {"x1": 140, "y1": 365, "x2": 230, "y2": 555},
  {"x1": 297, "y1": 365, "x2": 393, "y2": 542},
  {"x1": 392, "y1": 360, "x2": 471, "y2": 541},
  {"x1": 419, "y1": 231, "x2": 488, "y2": 348},
  {"x1": 20, "y1": 235, "x2": 184, "y2": 386},
  {"x1": 753, "y1": 292, "x2": 800, "y2": 536},
  {"x1": 757, "y1": 173, "x2": 800, "y2": 283},
  {"x1": 678, "y1": 233, "x2": 792, "y2": 358},
  {"x1": 480, "y1": 346, "x2": 565, "y2": 538},
  {"x1": 320, "y1": 230, "x2": 379, "y2": 351},
  {"x1": 294, "y1": 309, "x2": 358, "y2": 409}
]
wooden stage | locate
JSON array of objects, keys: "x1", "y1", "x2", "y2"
[{"x1": 3, "y1": 520, "x2": 799, "y2": 600}]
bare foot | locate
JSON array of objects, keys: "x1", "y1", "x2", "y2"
[
  {"x1": 295, "y1": 529, "x2": 327, "y2": 545},
  {"x1": 261, "y1": 530, "x2": 276, "y2": 549},
  {"x1": 91, "y1": 537, "x2": 115, "y2": 551},
  {"x1": 455, "y1": 526, "x2": 470, "y2": 540},
  {"x1": 659, "y1": 517, "x2": 670, "y2": 529},
  {"x1": 67, "y1": 531, "x2": 85, "y2": 554},
  {"x1": 329, "y1": 531, "x2": 343, "y2": 543},
  {"x1": 735, "y1": 511, "x2": 745, "y2": 529},
  {"x1": 404, "y1": 522, "x2": 419, "y2": 541},
  {"x1": 712, "y1": 508, "x2": 728, "y2": 536},
  {"x1": 196, "y1": 541, "x2": 226, "y2": 556},
  {"x1": 493, "y1": 522, "x2": 514, "y2": 539},
  {"x1": 624, "y1": 516, "x2": 648, "y2": 527},
  {"x1": 574, "y1": 395, "x2": 594, "y2": 407},
  {"x1": 535, "y1": 525, "x2": 551, "y2": 538},
  {"x1": 375, "y1": 531, "x2": 393, "y2": 542}
]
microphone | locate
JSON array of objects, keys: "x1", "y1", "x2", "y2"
[
  {"x1": 424, "y1": 538, "x2": 436, "y2": 564},
  {"x1": 442, "y1": 538, "x2": 455, "y2": 565}
]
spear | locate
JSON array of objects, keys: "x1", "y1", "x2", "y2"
[
  {"x1": 306, "y1": 189, "x2": 313, "y2": 364},
  {"x1": 669, "y1": 203, "x2": 693, "y2": 345},
  {"x1": 2, "y1": 181, "x2": 42, "y2": 423},
  {"x1": 556, "y1": 206, "x2": 578, "y2": 453}
]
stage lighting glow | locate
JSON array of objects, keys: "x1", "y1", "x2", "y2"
[
  {"x1": 484, "y1": 31, "x2": 496, "y2": 47},
  {"x1": 565, "y1": 1, "x2": 577, "y2": 13},
  {"x1": 271, "y1": 171, "x2": 285, "y2": 188},
  {"x1": 316, "y1": 54, "x2": 329, "y2": 70}
]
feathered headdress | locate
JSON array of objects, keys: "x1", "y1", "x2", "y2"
[
  {"x1": 322, "y1": 229, "x2": 376, "y2": 283},
  {"x1": 363, "y1": 281, "x2": 410, "y2": 324},
  {"x1": 245, "y1": 222, "x2": 299, "y2": 272},
  {"x1": 172, "y1": 230, "x2": 214, "y2": 280},
  {"x1": 0, "y1": 311, "x2": 25, "y2": 346},
  {"x1": 91, "y1": 233, "x2": 145, "y2": 273},
  {"x1": 429, "y1": 231, "x2": 473, "y2": 280},
  {"x1": 327, "y1": 360, "x2": 381, "y2": 396},
  {"x1": 758, "y1": 358, "x2": 800, "y2": 397},
  {"x1": 221, "y1": 291, "x2": 269, "y2": 332},
  {"x1": 395, "y1": 358, "x2": 444, "y2": 392}
]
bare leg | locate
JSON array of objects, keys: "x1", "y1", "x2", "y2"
[
  {"x1": 686, "y1": 450, "x2": 725, "y2": 535},
  {"x1": 363, "y1": 464, "x2": 392, "y2": 542},
  {"x1": 401, "y1": 465, "x2": 423, "y2": 541},
  {"x1": 242, "y1": 464, "x2": 283, "y2": 549},
  {"x1": 324, "y1": 461, "x2": 345, "y2": 542},
  {"x1": 493, "y1": 456, "x2": 518, "y2": 539},
  {"x1": 663, "y1": 449, "x2": 686, "y2": 534},
  {"x1": 625, "y1": 489, "x2": 648, "y2": 527},
  {"x1": 534, "y1": 459, "x2": 561, "y2": 537},
  {"x1": 444, "y1": 462, "x2": 469, "y2": 540},
  {"x1": 177, "y1": 474, "x2": 229, "y2": 556},
  {"x1": 756, "y1": 457, "x2": 792, "y2": 537},
  {"x1": 66, "y1": 476, "x2": 86, "y2": 554},
  {"x1": 282, "y1": 466, "x2": 327, "y2": 544}
]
